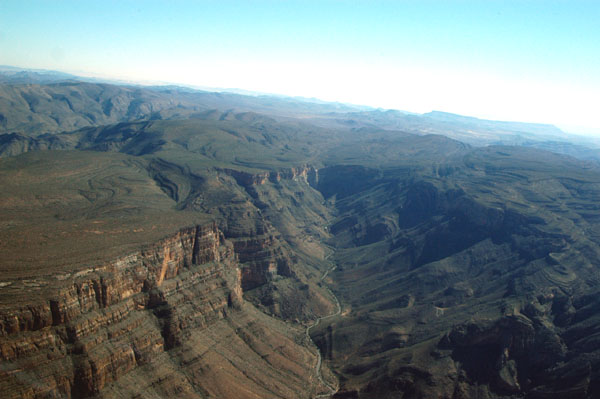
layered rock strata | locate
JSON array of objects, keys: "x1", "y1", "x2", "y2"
[
  {"x1": 0, "y1": 223, "x2": 319, "y2": 398},
  {"x1": 221, "y1": 166, "x2": 319, "y2": 188}
]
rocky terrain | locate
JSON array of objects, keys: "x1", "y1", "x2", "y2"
[
  {"x1": 1, "y1": 222, "x2": 327, "y2": 398},
  {"x1": 314, "y1": 147, "x2": 600, "y2": 398},
  {"x1": 2, "y1": 77, "x2": 600, "y2": 398}
]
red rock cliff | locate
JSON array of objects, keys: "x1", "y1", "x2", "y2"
[{"x1": 0, "y1": 222, "x2": 245, "y2": 398}]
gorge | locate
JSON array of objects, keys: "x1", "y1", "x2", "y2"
[{"x1": 2, "y1": 79, "x2": 600, "y2": 398}]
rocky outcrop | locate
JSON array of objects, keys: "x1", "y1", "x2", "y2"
[
  {"x1": 221, "y1": 166, "x2": 318, "y2": 188},
  {"x1": 204, "y1": 166, "x2": 334, "y2": 323},
  {"x1": 233, "y1": 234, "x2": 295, "y2": 291},
  {"x1": 439, "y1": 315, "x2": 538, "y2": 394},
  {"x1": 0, "y1": 223, "x2": 244, "y2": 398},
  {"x1": 436, "y1": 299, "x2": 600, "y2": 398}
]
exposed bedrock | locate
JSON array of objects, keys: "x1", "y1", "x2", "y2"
[
  {"x1": 0, "y1": 223, "x2": 319, "y2": 398},
  {"x1": 221, "y1": 165, "x2": 319, "y2": 188},
  {"x1": 233, "y1": 234, "x2": 295, "y2": 291},
  {"x1": 201, "y1": 166, "x2": 334, "y2": 322},
  {"x1": 435, "y1": 293, "x2": 600, "y2": 399},
  {"x1": 310, "y1": 165, "x2": 600, "y2": 398}
]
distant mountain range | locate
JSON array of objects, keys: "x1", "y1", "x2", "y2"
[{"x1": 1, "y1": 66, "x2": 599, "y2": 162}]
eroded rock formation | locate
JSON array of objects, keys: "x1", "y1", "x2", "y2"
[{"x1": 0, "y1": 223, "x2": 321, "y2": 398}]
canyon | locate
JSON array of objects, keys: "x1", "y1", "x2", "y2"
[
  {"x1": 0, "y1": 146, "x2": 338, "y2": 398},
  {"x1": 2, "y1": 78, "x2": 600, "y2": 398},
  {"x1": 0, "y1": 217, "x2": 337, "y2": 398}
]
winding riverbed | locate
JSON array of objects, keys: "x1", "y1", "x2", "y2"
[{"x1": 306, "y1": 253, "x2": 342, "y2": 398}]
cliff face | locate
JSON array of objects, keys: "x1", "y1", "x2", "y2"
[
  {"x1": 233, "y1": 234, "x2": 294, "y2": 291},
  {"x1": 222, "y1": 166, "x2": 319, "y2": 188},
  {"x1": 159, "y1": 163, "x2": 333, "y2": 323},
  {"x1": 0, "y1": 223, "x2": 319, "y2": 398},
  {"x1": 212, "y1": 167, "x2": 334, "y2": 322},
  {"x1": 1, "y1": 224, "x2": 227, "y2": 335}
]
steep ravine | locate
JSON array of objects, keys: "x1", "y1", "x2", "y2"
[{"x1": 0, "y1": 223, "x2": 324, "y2": 398}]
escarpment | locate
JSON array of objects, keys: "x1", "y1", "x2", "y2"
[
  {"x1": 163, "y1": 162, "x2": 336, "y2": 323},
  {"x1": 233, "y1": 233, "x2": 294, "y2": 290},
  {"x1": 222, "y1": 166, "x2": 319, "y2": 188},
  {"x1": 0, "y1": 223, "x2": 321, "y2": 398},
  {"x1": 0, "y1": 224, "x2": 228, "y2": 336}
]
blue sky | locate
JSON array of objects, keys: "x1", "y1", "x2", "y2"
[{"x1": 1, "y1": 0, "x2": 599, "y2": 133}]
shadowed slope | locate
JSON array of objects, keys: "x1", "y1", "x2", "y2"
[{"x1": 310, "y1": 146, "x2": 600, "y2": 398}]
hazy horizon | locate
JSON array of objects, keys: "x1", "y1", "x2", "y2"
[{"x1": 1, "y1": 0, "x2": 598, "y2": 135}]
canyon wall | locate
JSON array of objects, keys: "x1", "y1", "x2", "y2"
[
  {"x1": 221, "y1": 166, "x2": 318, "y2": 188},
  {"x1": 0, "y1": 223, "x2": 320, "y2": 398}
]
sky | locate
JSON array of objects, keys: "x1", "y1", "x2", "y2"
[{"x1": 1, "y1": 0, "x2": 599, "y2": 134}]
